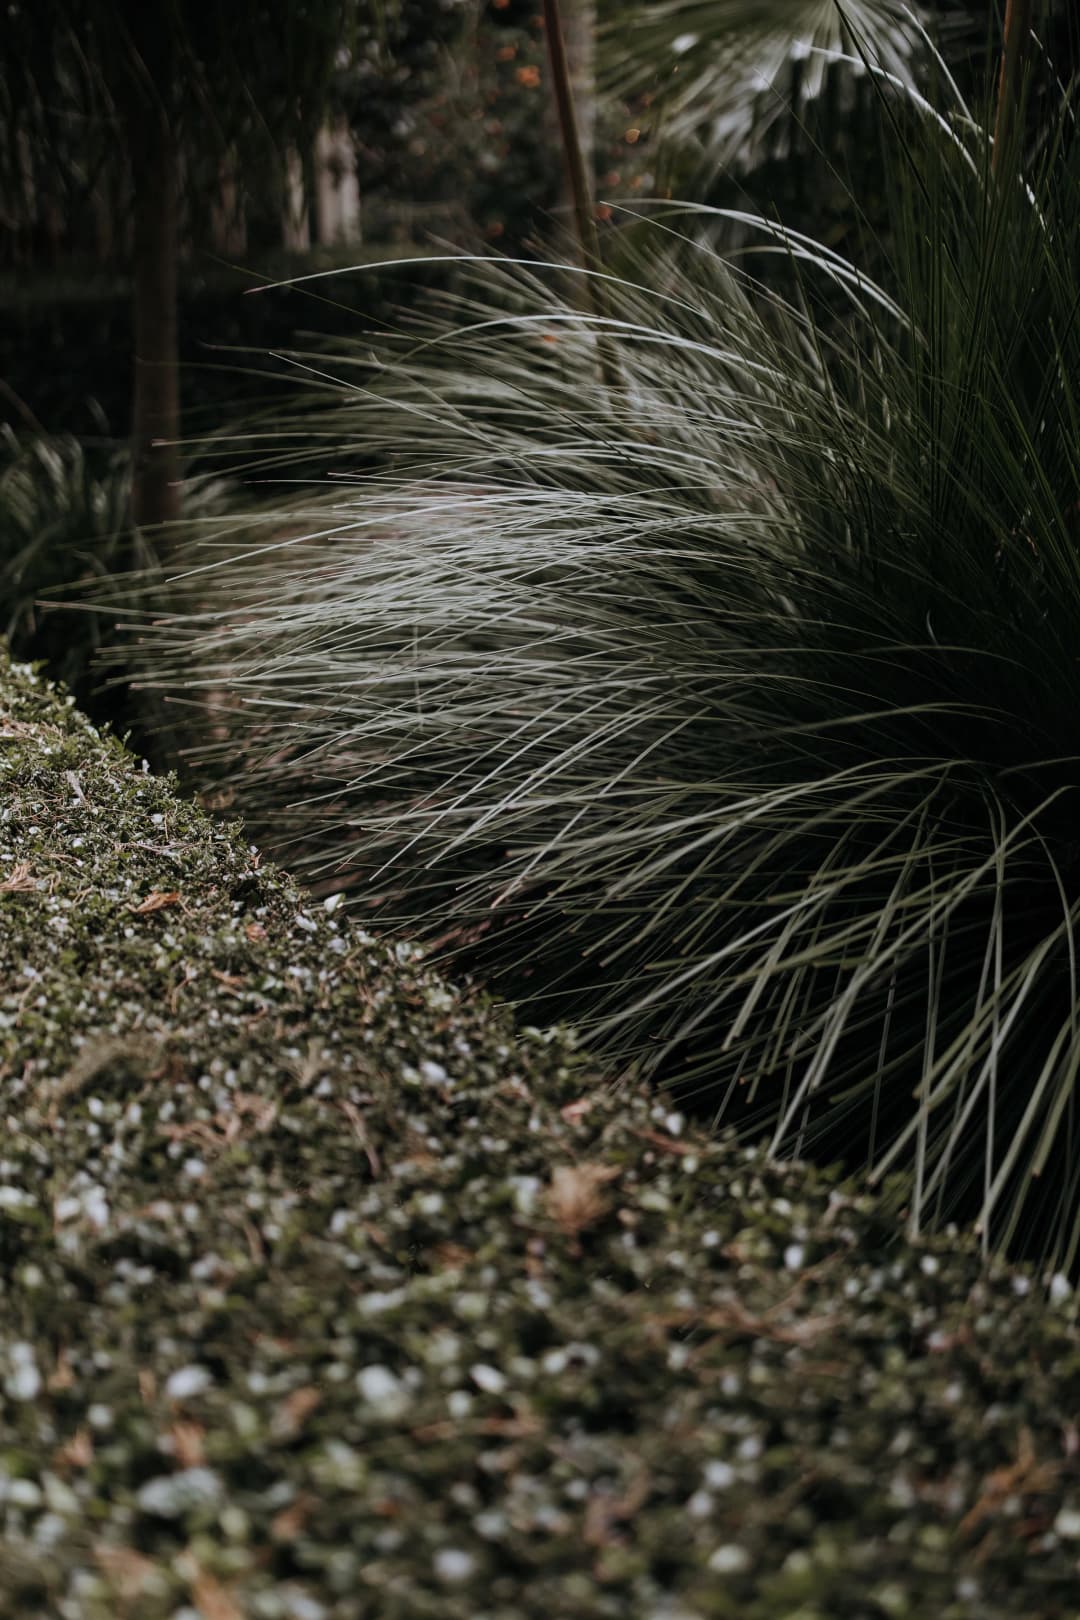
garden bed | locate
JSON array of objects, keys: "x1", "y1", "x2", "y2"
[{"x1": 1, "y1": 649, "x2": 1079, "y2": 1619}]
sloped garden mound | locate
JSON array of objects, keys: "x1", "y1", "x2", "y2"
[{"x1": 1, "y1": 650, "x2": 1079, "y2": 1619}]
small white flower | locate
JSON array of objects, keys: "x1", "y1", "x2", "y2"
[
  {"x1": 165, "y1": 1365, "x2": 214, "y2": 1402},
  {"x1": 1049, "y1": 1273, "x2": 1073, "y2": 1305},
  {"x1": 470, "y1": 1363, "x2": 507, "y2": 1396},
  {"x1": 434, "y1": 1548, "x2": 476, "y2": 1583},
  {"x1": 707, "y1": 1544, "x2": 751, "y2": 1574},
  {"x1": 356, "y1": 1364, "x2": 411, "y2": 1419},
  {"x1": 1053, "y1": 1507, "x2": 1080, "y2": 1540},
  {"x1": 137, "y1": 1467, "x2": 223, "y2": 1518},
  {"x1": 5, "y1": 1360, "x2": 41, "y2": 1402},
  {"x1": 509, "y1": 1175, "x2": 543, "y2": 1216}
]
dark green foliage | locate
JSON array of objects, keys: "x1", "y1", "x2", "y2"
[
  {"x1": 598, "y1": 0, "x2": 928, "y2": 182},
  {"x1": 0, "y1": 428, "x2": 137, "y2": 679},
  {"x1": 342, "y1": 0, "x2": 472, "y2": 201},
  {"x1": 0, "y1": 427, "x2": 237, "y2": 753},
  {"x1": 0, "y1": 254, "x2": 455, "y2": 439},
  {"x1": 1, "y1": 0, "x2": 360, "y2": 175}
]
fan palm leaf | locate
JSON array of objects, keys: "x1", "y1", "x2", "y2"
[{"x1": 598, "y1": 0, "x2": 934, "y2": 173}]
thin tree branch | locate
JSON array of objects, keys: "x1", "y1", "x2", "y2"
[
  {"x1": 541, "y1": 0, "x2": 619, "y2": 388},
  {"x1": 992, "y1": 0, "x2": 1034, "y2": 177}
]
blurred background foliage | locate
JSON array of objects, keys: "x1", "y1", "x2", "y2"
[
  {"x1": 1, "y1": 2, "x2": 1077, "y2": 712},
  {"x1": 0, "y1": 0, "x2": 647, "y2": 436}
]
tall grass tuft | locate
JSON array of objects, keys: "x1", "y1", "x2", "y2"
[{"x1": 127, "y1": 58, "x2": 1080, "y2": 1265}]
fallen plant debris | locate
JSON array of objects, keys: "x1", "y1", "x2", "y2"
[{"x1": 1, "y1": 649, "x2": 1080, "y2": 1619}]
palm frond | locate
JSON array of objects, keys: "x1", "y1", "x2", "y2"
[{"x1": 598, "y1": 0, "x2": 933, "y2": 173}]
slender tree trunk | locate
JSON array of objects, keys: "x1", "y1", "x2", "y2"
[
  {"x1": 123, "y1": 5, "x2": 182, "y2": 533},
  {"x1": 314, "y1": 119, "x2": 361, "y2": 246},
  {"x1": 210, "y1": 147, "x2": 248, "y2": 259},
  {"x1": 129, "y1": 107, "x2": 181, "y2": 531},
  {"x1": 541, "y1": 0, "x2": 617, "y2": 389},
  {"x1": 542, "y1": 0, "x2": 602, "y2": 279},
  {"x1": 992, "y1": 0, "x2": 1035, "y2": 177},
  {"x1": 283, "y1": 145, "x2": 311, "y2": 251},
  {"x1": 560, "y1": 0, "x2": 595, "y2": 193},
  {"x1": 540, "y1": 0, "x2": 596, "y2": 235}
]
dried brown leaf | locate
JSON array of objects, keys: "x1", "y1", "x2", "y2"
[
  {"x1": 630, "y1": 1127, "x2": 698, "y2": 1157},
  {"x1": 131, "y1": 890, "x2": 181, "y2": 914},
  {"x1": 429, "y1": 1241, "x2": 474, "y2": 1270},
  {"x1": 959, "y1": 1426, "x2": 1062, "y2": 1538},
  {"x1": 272, "y1": 1384, "x2": 322, "y2": 1440},
  {"x1": 55, "y1": 1425, "x2": 94, "y2": 1469},
  {"x1": 210, "y1": 969, "x2": 247, "y2": 991},
  {"x1": 0, "y1": 861, "x2": 36, "y2": 893},
  {"x1": 170, "y1": 1420, "x2": 206, "y2": 1468},
  {"x1": 191, "y1": 1568, "x2": 244, "y2": 1620},
  {"x1": 546, "y1": 1163, "x2": 620, "y2": 1236},
  {"x1": 94, "y1": 1542, "x2": 161, "y2": 1601},
  {"x1": 47, "y1": 1348, "x2": 75, "y2": 1391},
  {"x1": 271, "y1": 1493, "x2": 314, "y2": 1542}
]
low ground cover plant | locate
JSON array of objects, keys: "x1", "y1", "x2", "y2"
[{"x1": 2, "y1": 653, "x2": 1080, "y2": 1618}]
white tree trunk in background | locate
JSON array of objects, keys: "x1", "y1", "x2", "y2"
[
  {"x1": 282, "y1": 146, "x2": 311, "y2": 251},
  {"x1": 314, "y1": 119, "x2": 361, "y2": 246},
  {"x1": 209, "y1": 148, "x2": 247, "y2": 258}
]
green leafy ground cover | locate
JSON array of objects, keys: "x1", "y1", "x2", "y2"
[{"x1": 1, "y1": 648, "x2": 1079, "y2": 1620}]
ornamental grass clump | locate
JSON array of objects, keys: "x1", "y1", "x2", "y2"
[{"x1": 128, "y1": 56, "x2": 1080, "y2": 1265}]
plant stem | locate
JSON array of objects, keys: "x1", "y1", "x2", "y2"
[
  {"x1": 130, "y1": 119, "x2": 181, "y2": 533},
  {"x1": 124, "y1": 5, "x2": 182, "y2": 534},
  {"x1": 991, "y1": 0, "x2": 1034, "y2": 177},
  {"x1": 542, "y1": 0, "x2": 601, "y2": 275},
  {"x1": 541, "y1": 0, "x2": 619, "y2": 388}
]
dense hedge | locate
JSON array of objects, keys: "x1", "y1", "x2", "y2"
[{"x1": 1, "y1": 650, "x2": 1079, "y2": 1619}]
